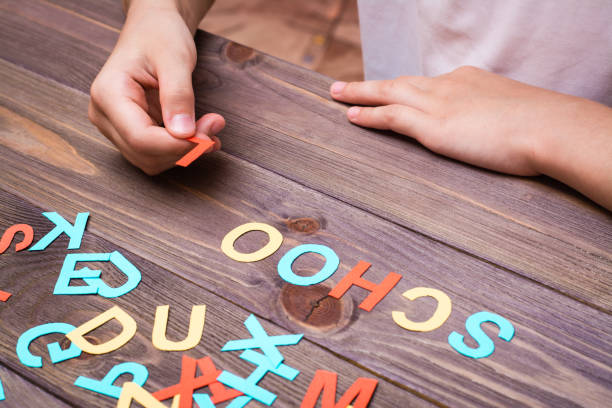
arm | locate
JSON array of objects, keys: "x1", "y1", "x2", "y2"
[
  {"x1": 330, "y1": 66, "x2": 612, "y2": 210},
  {"x1": 89, "y1": 0, "x2": 223, "y2": 174},
  {"x1": 532, "y1": 97, "x2": 612, "y2": 210},
  {"x1": 122, "y1": 0, "x2": 214, "y2": 34}
]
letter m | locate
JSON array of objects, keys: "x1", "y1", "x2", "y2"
[{"x1": 300, "y1": 370, "x2": 378, "y2": 408}]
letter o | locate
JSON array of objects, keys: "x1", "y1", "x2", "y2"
[
  {"x1": 221, "y1": 223, "x2": 283, "y2": 262},
  {"x1": 278, "y1": 244, "x2": 340, "y2": 286}
]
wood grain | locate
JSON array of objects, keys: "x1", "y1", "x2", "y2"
[
  {"x1": 1, "y1": 0, "x2": 609, "y2": 313},
  {"x1": 1, "y1": 59, "x2": 611, "y2": 407},
  {"x1": 0, "y1": 190, "x2": 428, "y2": 408},
  {"x1": 44, "y1": 0, "x2": 125, "y2": 30},
  {"x1": 0, "y1": 364, "x2": 73, "y2": 407}
]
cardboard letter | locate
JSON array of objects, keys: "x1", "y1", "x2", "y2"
[
  {"x1": 448, "y1": 311, "x2": 515, "y2": 359},
  {"x1": 221, "y1": 223, "x2": 283, "y2": 262},
  {"x1": 152, "y1": 305, "x2": 206, "y2": 351},
  {"x1": 75, "y1": 362, "x2": 148, "y2": 399},
  {"x1": 53, "y1": 251, "x2": 141, "y2": 298},
  {"x1": 192, "y1": 393, "x2": 215, "y2": 408},
  {"x1": 153, "y1": 355, "x2": 242, "y2": 408},
  {"x1": 392, "y1": 287, "x2": 452, "y2": 332},
  {"x1": 66, "y1": 306, "x2": 137, "y2": 355},
  {"x1": 300, "y1": 370, "x2": 378, "y2": 408},
  {"x1": 328, "y1": 261, "x2": 401, "y2": 311},
  {"x1": 221, "y1": 314, "x2": 303, "y2": 368},
  {"x1": 0, "y1": 291, "x2": 11, "y2": 302},
  {"x1": 54, "y1": 253, "x2": 110, "y2": 296},
  {"x1": 16, "y1": 322, "x2": 81, "y2": 367},
  {"x1": 277, "y1": 244, "x2": 339, "y2": 286},
  {"x1": 29, "y1": 212, "x2": 89, "y2": 251},
  {"x1": 218, "y1": 350, "x2": 299, "y2": 406},
  {"x1": 176, "y1": 137, "x2": 216, "y2": 167},
  {"x1": 0, "y1": 224, "x2": 34, "y2": 253},
  {"x1": 117, "y1": 382, "x2": 166, "y2": 408}
]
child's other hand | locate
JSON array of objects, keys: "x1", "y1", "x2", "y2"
[
  {"x1": 330, "y1": 66, "x2": 546, "y2": 176},
  {"x1": 330, "y1": 67, "x2": 612, "y2": 209},
  {"x1": 89, "y1": 4, "x2": 224, "y2": 175}
]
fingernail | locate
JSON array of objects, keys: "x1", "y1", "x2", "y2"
[
  {"x1": 347, "y1": 106, "x2": 360, "y2": 120},
  {"x1": 331, "y1": 81, "x2": 347, "y2": 95},
  {"x1": 169, "y1": 114, "x2": 195, "y2": 135}
]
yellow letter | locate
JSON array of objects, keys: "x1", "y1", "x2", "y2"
[
  {"x1": 117, "y1": 382, "x2": 166, "y2": 408},
  {"x1": 221, "y1": 222, "x2": 283, "y2": 262},
  {"x1": 67, "y1": 306, "x2": 137, "y2": 354},
  {"x1": 392, "y1": 287, "x2": 452, "y2": 332},
  {"x1": 152, "y1": 305, "x2": 206, "y2": 351}
]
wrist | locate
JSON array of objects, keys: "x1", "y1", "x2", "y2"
[
  {"x1": 530, "y1": 95, "x2": 612, "y2": 209},
  {"x1": 124, "y1": 0, "x2": 214, "y2": 34}
]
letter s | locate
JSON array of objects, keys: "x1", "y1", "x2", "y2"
[{"x1": 448, "y1": 311, "x2": 515, "y2": 359}]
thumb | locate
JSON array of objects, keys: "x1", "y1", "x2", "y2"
[{"x1": 157, "y1": 59, "x2": 196, "y2": 139}]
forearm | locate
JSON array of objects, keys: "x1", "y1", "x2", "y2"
[
  {"x1": 533, "y1": 97, "x2": 612, "y2": 210},
  {"x1": 123, "y1": 0, "x2": 215, "y2": 33}
]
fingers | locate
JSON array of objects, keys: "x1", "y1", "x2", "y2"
[
  {"x1": 157, "y1": 58, "x2": 196, "y2": 138},
  {"x1": 195, "y1": 113, "x2": 225, "y2": 152},
  {"x1": 346, "y1": 104, "x2": 431, "y2": 138},
  {"x1": 330, "y1": 77, "x2": 430, "y2": 108},
  {"x1": 90, "y1": 109, "x2": 187, "y2": 175}
]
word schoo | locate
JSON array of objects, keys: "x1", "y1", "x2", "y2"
[{"x1": 221, "y1": 222, "x2": 516, "y2": 360}]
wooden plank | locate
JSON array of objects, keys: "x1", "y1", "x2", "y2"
[
  {"x1": 0, "y1": 190, "x2": 426, "y2": 408},
  {"x1": 44, "y1": 0, "x2": 124, "y2": 30},
  {"x1": 1, "y1": 1, "x2": 610, "y2": 312},
  {"x1": 0, "y1": 364, "x2": 73, "y2": 407},
  {"x1": 3, "y1": 0, "x2": 119, "y2": 51},
  {"x1": 1, "y1": 59, "x2": 611, "y2": 407}
]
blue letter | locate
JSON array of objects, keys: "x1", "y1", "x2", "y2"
[
  {"x1": 448, "y1": 311, "x2": 515, "y2": 359},
  {"x1": 277, "y1": 244, "x2": 339, "y2": 286},
  {"x1": 29, "y1": 212, "x2": 89, "y2": 251},
  {"x1": 16, "y1": 323, "x2": 81, "y2": 367},
  {"x1": 75, "y1": 362, "x2": 148, "y2": 399},
  {"x1": 54, "y1": 251, "x2": 141, "y2": 298}
]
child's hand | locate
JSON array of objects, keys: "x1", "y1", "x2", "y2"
[
  {"x1": 89, "y1": 4, "x2": 224, "y2": 175},
  {"x1": 330, "y1": 67, "x2": 612, "y2": 209}
]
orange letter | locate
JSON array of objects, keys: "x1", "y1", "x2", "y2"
[
  {"x1": 328, "y1": 261, "x2": 401, "y2": 311},
  {"x1": 0, "y1": 224, "x2": 34, "y2": 253},
  {"x1": 301, "y1": 370, "x2": 377, "y2": 408}
]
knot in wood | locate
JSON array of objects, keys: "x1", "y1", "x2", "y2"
[
  {"x1": 61, "y1": 335, "x2": 99, "y2": 360},
  {"x1": 225, "y1": 42, "x2": 257, "y2": 64},
  {"x1": 286, "y1": 217, "x2": 320, "y2": 234},
  {"x1": 280, "y1": 284, "x2": 346, "y2": 331}
]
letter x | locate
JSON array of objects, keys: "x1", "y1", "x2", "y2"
[{"x1": 221, "y1": 314, "x2": 303, "y2": 367}]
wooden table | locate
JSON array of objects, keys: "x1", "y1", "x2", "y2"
[{"x1": 1, "y1": 1, "x2": 611, "y2": 407}]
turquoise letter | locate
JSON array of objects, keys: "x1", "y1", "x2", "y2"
[
  {"x1": 75, "y1": 362, "x2": 148, "y2": 399},
  {"x1": 16, "y1": 323, "x2": 81, "y2": 367},
  {"x1": 448, "y1": 311, "x2": 515, "y2": 359},
  {"x1": 277, "y1": 244, "x2": 339, "y2": 286},
  {"x1": 29, "y1": 212, "x2": 89, "y2": 251}
]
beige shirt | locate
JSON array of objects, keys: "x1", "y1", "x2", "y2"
[{"x1": 358, "y1": 0, "x2": 612, "y2": 105}]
